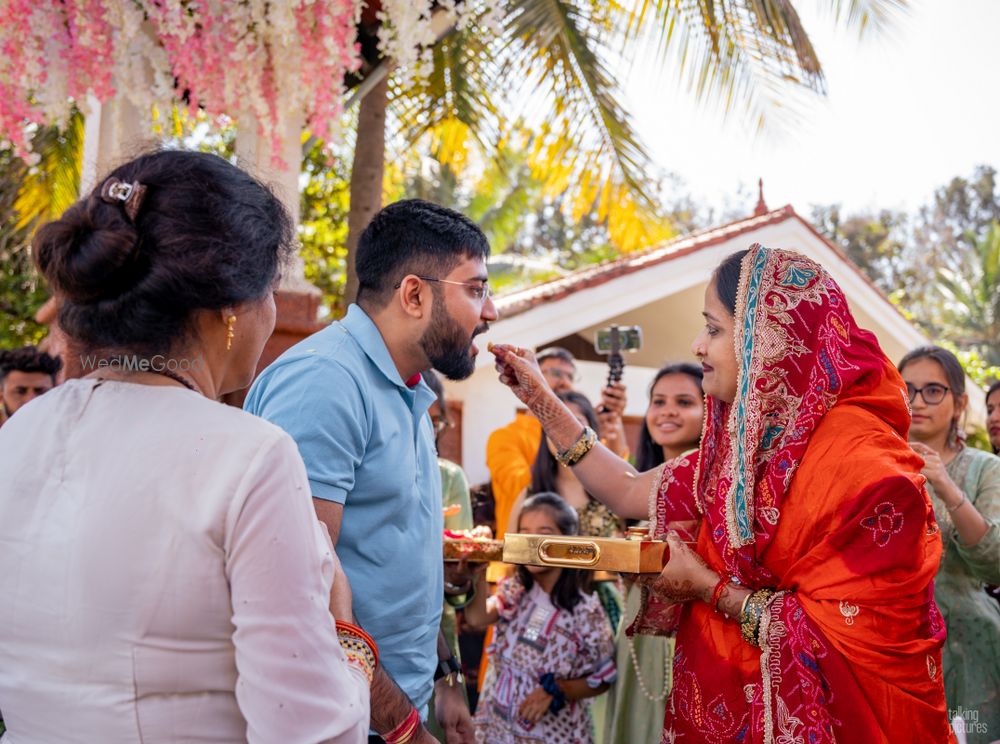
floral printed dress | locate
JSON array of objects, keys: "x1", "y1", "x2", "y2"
[{"x1": 473, "y1": 574, "x2": 616, "y2": 744}]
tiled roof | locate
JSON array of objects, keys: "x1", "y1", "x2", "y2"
[{"x1": 494, "y1": 205, "x2": 798, "y2": 319}]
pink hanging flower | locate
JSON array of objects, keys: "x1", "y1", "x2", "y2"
[{"x1": 0, "y1": 0, "x2": 364, "y2": 168}]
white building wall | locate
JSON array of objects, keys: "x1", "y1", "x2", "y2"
[{"x1": 445, "y1": 216, "x2": 986, "y2": 484}]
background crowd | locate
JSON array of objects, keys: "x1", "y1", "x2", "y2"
[{"x1": 0, "y1": 150, "x2": 998, "y2": 744}]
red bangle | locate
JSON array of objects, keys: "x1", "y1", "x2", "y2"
[
  {"x1": 383, "y1": 707, "x2": 420, "y2": 744},
  {"x1": 710, "y1": 577, "x2": 729, "y2": 613}
]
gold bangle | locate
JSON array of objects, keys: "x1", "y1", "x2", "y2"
[
  {"x1": 739, "y1": 590, "x2": 752, "y2": 618},
  {"x1": 946, "y1": 494, "x2": 967, "y2": 513},
  {"x1": 557, "y1": 426, "x2": 597, "y2": 467},
  {"x1": 739, "y1": 596, "x2": 759, "y2": 645},
  {"x1": 739, "y1": 589, "x2": 775, "y2": 647}
]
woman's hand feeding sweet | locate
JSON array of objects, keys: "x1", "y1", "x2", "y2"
[{"x1": 489, "y1": 342, "x2": 551, "y2": 411}]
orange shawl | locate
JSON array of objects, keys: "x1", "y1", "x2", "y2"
[{"x1": 638, "y1": 246, "x2": 953, "y2": 743}]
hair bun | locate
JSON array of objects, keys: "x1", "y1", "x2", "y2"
[{"x1": 34, "y1": 197, "x2": 143, "y2": 304}]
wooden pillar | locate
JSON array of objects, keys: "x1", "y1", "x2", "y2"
[
  {"x1": 228, "y1": 107, "x2": 326, "y2": 406},
  {"x1": 81, "y1": 94, "x2": 156, "y2": 194},
  {"x1": 49, "y1": 95, "x2": 160, "y2": 381}
]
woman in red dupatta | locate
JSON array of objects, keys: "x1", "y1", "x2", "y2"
[{"x1": 491, "y1": 244, "x2": 954, "y2": 743}]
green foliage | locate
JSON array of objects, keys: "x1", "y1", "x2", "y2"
[
  {"x1": 914, "y1": 166, "x2": 1000, "y2": 364},
  {"x1": 810, "y1": 204, "x2": 912, "y2": 296},
  {"x1": 0, "y1": 115, "x2": 84, "y2": 348},
  {"x1": 814, "y1": 165, "x2": 1000, "y2": 367},
  {"x1": 299, "y1": 137, "x2": 352, "y2": 317},
  {"x1": 388, "y1": 0, "x2": 904, "y2": 254},
  {"x1": 934, "y1": 344, "x2": 1000, "y2": 453},
  {"x1": 938, "y1": 342, "x2": 1000, "y2": 392},
  {"x1": 933, "y1": 220, "x2": 1000, "y2": 365},
  {"x1": 13, "y1": 112, "x2": 83, "y2": 230},
  {"x1": 0, "y1": 176, "x2": 48, "y2": 347}
]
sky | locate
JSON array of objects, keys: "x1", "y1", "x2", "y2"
[{"x1": 623, "y1": 0, "x2": 1000, "y2": 218}]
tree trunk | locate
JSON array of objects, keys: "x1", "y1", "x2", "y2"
[{"x1": 344, "y1": 74, "x2": 388, "y2": 306}]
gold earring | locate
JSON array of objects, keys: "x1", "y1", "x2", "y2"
[{"x1": 226, "y1": 315, "x2": 237, "y2": 351}]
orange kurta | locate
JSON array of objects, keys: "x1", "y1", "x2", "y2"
[{"x1": 486, "y1": 412, "x2": 542, "y2": 538}]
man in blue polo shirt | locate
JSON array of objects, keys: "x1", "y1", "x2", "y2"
[{"x1": 245, "y1": 199, "x2": 496, "y2": 744}]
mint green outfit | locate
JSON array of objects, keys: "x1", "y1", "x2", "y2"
[
  {"x1": 602, "y1": 584, "x2": 672, "y2": 744},
  {"x1": 440, "y1": 458, "x2": 474, "y2": 658},
  {"x1": 926, "y1": 445, "x2": 1000, "y2": 744},
  {"x1": 429, "y1": 458, "x2": 474, "y2": 742}
]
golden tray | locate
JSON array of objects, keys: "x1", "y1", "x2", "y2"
[{"x1": 502, "y1": 532, "x2": 670, "y2": 574}]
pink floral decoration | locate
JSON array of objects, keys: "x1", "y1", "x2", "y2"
[{"x1": 0, "y1": 0, "x2": 361, "y2": 168}]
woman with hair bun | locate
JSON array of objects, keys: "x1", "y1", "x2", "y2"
[{"x1": 0, "y1": 150, "x2": 371, "y2": 743}]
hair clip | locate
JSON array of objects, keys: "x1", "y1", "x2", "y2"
[{"x1": 100, "y1": 178, "x2": 148, "y2": 222}]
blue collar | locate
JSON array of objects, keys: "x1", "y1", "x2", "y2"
[
  {"x1": 340, "y1": 305, "x2": 435, "y2": 417},
  {"x1": 341, "y1": 304, "x2": 410, "y2": 390}
]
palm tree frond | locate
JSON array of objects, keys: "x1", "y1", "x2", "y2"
[
  {"x1": 502, "y1": 0, "x2": 672, "y2": 250},
  {"x1": 13, "y1": 110, "x2": 84, "y2": 231},
  {"x1": 826, "y1": 0, "x2": 908, "y2": 38}
]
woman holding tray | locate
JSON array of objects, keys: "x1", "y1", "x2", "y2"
[{"x1": 492, "y1": 244, "x2": 954, "y2": 743}]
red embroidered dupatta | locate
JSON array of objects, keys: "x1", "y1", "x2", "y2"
[{"x1": 640, "y1": 245, "x2": 953, "y2": 743}]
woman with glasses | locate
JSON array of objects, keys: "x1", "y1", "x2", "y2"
[{"x1": 898, "y1": 346, "x2": 1000, "y2": 742}]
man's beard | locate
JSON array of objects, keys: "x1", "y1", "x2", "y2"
[{"x1": 420, "y1": 304, "x2": 486, "y2": 381}]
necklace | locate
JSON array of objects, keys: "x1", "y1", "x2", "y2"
[
  {"x1": 148, "y1": 367, "x2": 199, "y2": 392},
  {"x1": 93, "y1": 367, "x2": 200, "y2": 394},
  {"x1": 626, "y1": 635, "x2": 671, "y2": 702}
]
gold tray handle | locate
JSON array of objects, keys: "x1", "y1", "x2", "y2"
[{"x1": 538, "y1": 537, "x2": 602, "y2": 567}]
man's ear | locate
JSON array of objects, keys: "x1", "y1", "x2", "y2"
[{"x1": 397, "y1": 274, "x2": 429, "y2": 319}]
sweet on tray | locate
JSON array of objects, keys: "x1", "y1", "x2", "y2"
[{"x1": 443, "y1": 526, "x2": 504, "y2": 562}]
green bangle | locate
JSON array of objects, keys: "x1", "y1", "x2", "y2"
[{"x1": 444, "y1": 583, "x2": 475, "y2": 610}]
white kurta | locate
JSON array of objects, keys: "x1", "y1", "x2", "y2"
[{"x1": 0, "y1": 378, "x2": 369, "y2": 743}]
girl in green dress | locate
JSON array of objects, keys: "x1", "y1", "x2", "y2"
[{"x1": 899, "y1": 346, "x2": 1000, "y2": 744}]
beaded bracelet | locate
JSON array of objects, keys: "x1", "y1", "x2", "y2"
[
  {"x1": 383, "y1": 707, "x2": 420, "y2": 744},
  {"x1": 557, "y1": 426, "x2": 598, "y2": 467},
  {"x1": 336, "y1": 620, "x2": 379, "y2": 684}
]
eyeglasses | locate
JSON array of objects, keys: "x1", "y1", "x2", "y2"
[
  {"x1": 394, "y1": 275, "x2": 493, "y2": 302},
  {"x1": 906, "y1": 383, "x2": 950, "y2": 405},
  {"x1": 542, "y1": 367, "x2": 580, "y2": 383}
]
